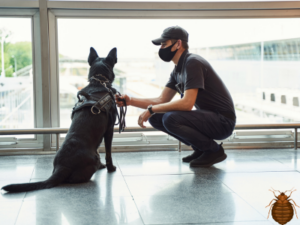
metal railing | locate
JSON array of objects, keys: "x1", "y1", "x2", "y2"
[{"x1": 0, "y1": 123, "x2": 299, "y2": 151}]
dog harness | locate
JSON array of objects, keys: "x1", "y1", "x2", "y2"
[
  {"x1": 71, "y1": 91, "x2": 114, "y2": 118},
  {"x1": 71, "y1": 74, "x2": 127, "y2": 133}
]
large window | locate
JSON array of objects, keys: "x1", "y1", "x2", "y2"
[
  {"x1": 57, "y1": 18, "x2": 300, "y2": 128},
  {"x1": 0, "y1": 18, "x2": 34, "y2": 138}
]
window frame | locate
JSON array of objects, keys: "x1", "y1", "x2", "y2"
[
  {"x1": 0, "y1": 8, "x2": 45, "y2": 151},
  {"x1": 48, "y1": 5, "x2": 300, "y2": 150},
  {"x1": 0, "y1": 1, "x2": 299, "y2": 153}
]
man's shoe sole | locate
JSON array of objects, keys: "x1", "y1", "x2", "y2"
[
  {"x1": 182, "y1": 158, "x2": 195, "y2": 163},
  {"x1": 182, "y1": 153, "x2": 203, "y2": 163},
  {"x1": 190, "y1": 153, "x2": 227, "y2": 168},
  {"x1": 182, "y1": 158, "x2": 191, "y2": 163}
]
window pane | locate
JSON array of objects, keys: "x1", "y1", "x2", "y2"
[
  {"x1": 57, "y1": 18, "x2": 300, "y2": 127},
  {"x1": 0, "y1": 18, "x2": 34, "y2": 138}
]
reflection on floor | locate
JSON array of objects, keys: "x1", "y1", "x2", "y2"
[{"x1": 1, "y1": 149, "x2": 300, "y2": 225}]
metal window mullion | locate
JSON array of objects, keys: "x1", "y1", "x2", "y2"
[
  {"x1": 47, "y1": 1, "x2": 300, "y2": 11},
  {"x1": 295, "y1": 128, "x2": 298, "y2": 150},
  {"x1": 32, "y1": 10, "x2": 44, "y2": 148},
  {"x1": 50, "y1": 9, "x2": 300, "y2": 19},
  {"x1": 38, "y1": 0, "x2": 52, "y2": 151},
  {"x1": 48, "y1": 10, "x2": 60, "y2": 149},
  {"x1": 0, "y1": 1, "x2": 38, "y2": 8}
]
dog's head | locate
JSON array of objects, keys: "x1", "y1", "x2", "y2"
[{"x1": 87, "y1": 47, "x2": 117, "y2": 83}]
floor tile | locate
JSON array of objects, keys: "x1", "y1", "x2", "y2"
[
  {"x1": 211, "y1": 157, "x2": 294, "y2": 173},
  {"x1": 0, "y1": 201, "x2": 23, "y2": 225},
  {"x1": 25, "y1": 170, "x2": 131, "y2": 201},
  {"x1": 0, "y1": 155, "x2": 38, "y2": 167},
  {"x1": 0, "y1": 164, "x2": 34, "y2": 180},
  {"x1": 117, "y1": 158, "x2": 213, "y2": 176},
  {"x1": 31, "y1": 156, "x2": 122, "y2": 179},
  {"x1": 114, "y1": 150, "x2": 185, "y2": 161},
  {"x1": 213, "y1": 171, "x2": 300, "y2": 193},
  {"x1": 35, "y1": 155, "x2": 55, "y2": 166},
  {"x1": 134, "y1": 193, "x2": 266, "y2": 224},
  {"x1": 31, "y1": 164, "x2": 53, "y2": 179},
  {"x1": 16, "y1": 196, "x2": 143, "y2": 225},
  {"x1": 124, "y1": 173, "x2": 233, "y2": 197},
  {"x1": 272, "y1": 158, "x2": 300, "y2": 171}
]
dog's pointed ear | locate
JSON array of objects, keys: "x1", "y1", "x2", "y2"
[
  {"x1": 105, "y1": 47, "x2": 117, "y2": 67},
  {"x1": 88, "y1": 47, "x2": 99, "y2": 66}
]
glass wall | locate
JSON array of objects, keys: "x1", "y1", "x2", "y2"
[
  {"x1": 57, "y1": 18, "x2": 300, "y2": 128},
  {"x1": 0, "y1": 18, "x2": 34, "y2": 138}
]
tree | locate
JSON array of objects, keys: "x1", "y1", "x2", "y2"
[
  {"x1": 8, "y1": 42, "x2": 32, "y2": 76},
  {"x1": 0, "y1": 28, "x2": 32, "y2": 77},
  {"x1": 0, "y1": 41, "x2": 32, "y2": 77},
  {"x1": 0, "y1": 29, "x2": 12, "y2": 77}
]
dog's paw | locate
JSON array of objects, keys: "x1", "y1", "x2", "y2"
[
  {"x1": 107, "y1": 165, "x2": 117, "y2": 172},
  {"x1": 98, "y1": 163, "x2": 106, "y2": 170}
]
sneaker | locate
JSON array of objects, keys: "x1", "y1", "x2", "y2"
[
  {"x1": 189, "y1": 143, "x2": 227, "y2": 167},
  {"x1": 182, "y1": 150, "x2": 203, "y2": 163}
]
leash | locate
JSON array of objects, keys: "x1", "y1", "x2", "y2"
[
  {"x1": 91, "y1": 74, "x2": 127, "y2": 133},
  {"x1": 115, "y1": 92, "x2": 127, "y2": 133}
]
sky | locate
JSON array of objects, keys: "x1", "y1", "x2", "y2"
[
  {"x1": 57, "y1": 18, "x2": 300, "y2": 59},
  {"x1": 0, "y1": 18, "x2": 32, "y2": 43},
  {"x1": 1, "y1": 17, "x2": 300, "y2": 59}
]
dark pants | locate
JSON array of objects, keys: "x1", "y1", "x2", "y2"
[{"x1": 148, "y1": 109, "x2": 236, "y2": 152}]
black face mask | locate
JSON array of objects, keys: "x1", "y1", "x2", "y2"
[{"x1": 158, "y1": 41, "x2": 178, "y2": 62}]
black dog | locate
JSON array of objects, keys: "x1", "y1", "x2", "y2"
[{"x1": 2, "y1": 47, "x2": 119, "y2": 192}]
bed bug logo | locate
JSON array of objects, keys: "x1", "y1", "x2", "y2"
[{"x1": 266, "y1": 187, "x2": 300, "y2": 225}]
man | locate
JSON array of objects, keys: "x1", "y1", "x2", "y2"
[{"x1": 115, "y1": 25, "x2": 236, "y2": 167}]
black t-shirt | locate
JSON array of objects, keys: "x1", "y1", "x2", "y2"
[{"x1": 166, "y1": 50, "x2": 236, "y2": 120}]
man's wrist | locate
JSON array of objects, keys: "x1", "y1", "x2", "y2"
[
  {"x1": 147, "y1": 104, "x2": 155, "y2": 115},
  {"x1": 128, "y1": 96, "x2": 132, "y2": 106}
]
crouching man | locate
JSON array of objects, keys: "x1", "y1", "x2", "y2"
[{"x1": 115, "y1": 25, "x2": 236, "y2": 167}]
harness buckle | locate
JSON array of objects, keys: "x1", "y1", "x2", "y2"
[{"x1": 91, "y1": 105, "x2": 101, "y2": 115}]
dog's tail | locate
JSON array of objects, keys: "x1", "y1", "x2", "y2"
[{"x1": 1, "y1": 166, "x2": 72, "y2": 193}]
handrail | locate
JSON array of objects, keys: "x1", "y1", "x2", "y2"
[{"x1": 0, "y1": 123, "x2": 299, "y2": 151}]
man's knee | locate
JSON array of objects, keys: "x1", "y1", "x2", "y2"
[
  {"x1": 148, "y1": 114, "x2": 161, "y2": 127},
  {"x1": 162, "y1": 112, "x2": 180, "y2": 130}
]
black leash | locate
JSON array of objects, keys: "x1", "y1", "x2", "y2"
[
  {"x1": 115, "y1": 92, "x2": 127, "y2": 133},
  {"x1": 105, "y1": 85, "x2": 127, "y2": 133}
]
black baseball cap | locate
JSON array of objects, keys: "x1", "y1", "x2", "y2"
[{"x1": 152, "y1": 25, "x2": 189, "y2": 46}]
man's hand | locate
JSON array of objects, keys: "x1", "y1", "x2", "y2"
[
  {"x1": 138, "y1": 110, "x2": 152, "y2": 128},
  {"x1": 115, "y1": 94, "x2": 131, "y2": 107}
]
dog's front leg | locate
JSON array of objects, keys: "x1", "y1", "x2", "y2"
[
  {"x1": 104, "y1": 126, "x2": 116, "y2": 172},
  {"x1": 97, "y1": 141, "x2": 106, "y2": 170}
]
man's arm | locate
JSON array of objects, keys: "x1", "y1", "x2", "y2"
[
  {"x1": 152, "y1": 88, "x2": 198, "y2": 113},
  {"x1": 129, "y1": 87, "x2": 177, "y2": 109}
]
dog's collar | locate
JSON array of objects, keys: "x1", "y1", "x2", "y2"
[{"x1": 90, "y1": 74, "x2": 111, "y2": 88}]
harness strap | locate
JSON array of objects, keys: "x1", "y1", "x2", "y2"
[{"x1": 71, "y1": 92, "x2": 113, "y2": 118}]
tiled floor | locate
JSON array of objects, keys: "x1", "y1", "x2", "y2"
[{"x1": 1, "y1": 149, "x2": 300, "y2": 225}]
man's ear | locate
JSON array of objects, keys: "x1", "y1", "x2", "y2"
[
  {"x1": 88, "y1": 47, "x2": 99, "y2": 66},
  {"x1": 177, "y1": 40, "x2": 182, "y2": 50},
  {"x1": 105, "y1": 47, "x2": 117, "y2": 67}
]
